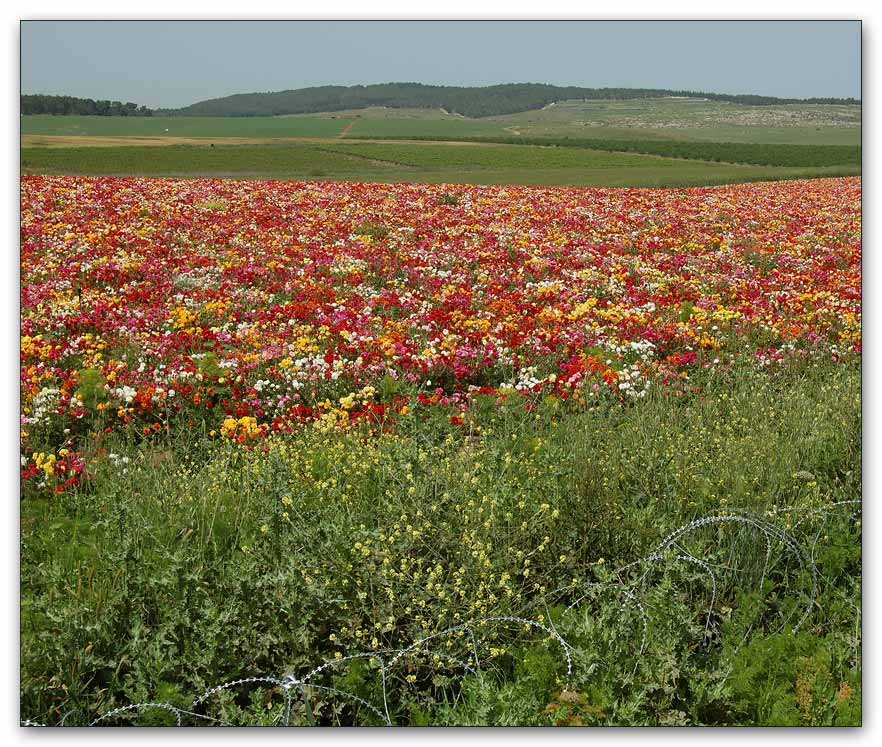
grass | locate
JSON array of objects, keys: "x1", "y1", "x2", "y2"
[
  {"x1": 20, "y1": 355, "x2": 861, "y2": 725},
  {"x1": 21, "y1": 144, "x2": 399, "y2": 177},
  {"x1": 20, "y1": 142, "x2": 859, "y2": 188},
  {"x1": 20, "y1": 115, "x2": 354, "y2": 139},
  {"x1": 343, "y1": 113, "x2": 508, "y2": 139},
  {"x1": 488, "y1": 98, "x2": 861, "y2": 145},
  {"x1": 357, "y1": 137, "x2": 861, "y2": 168}
]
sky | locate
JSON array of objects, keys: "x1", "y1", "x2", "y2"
[{"x1": 20, "y1": 20, "x2": 861, "y2": 109}]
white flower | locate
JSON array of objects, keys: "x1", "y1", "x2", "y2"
[{"x1": 115, "y1": 385, "x2": 137, "y2": 404}]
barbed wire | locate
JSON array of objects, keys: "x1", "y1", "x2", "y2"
[{"x1": 21, "y1": 500, "x2": 860, "y2": 727}]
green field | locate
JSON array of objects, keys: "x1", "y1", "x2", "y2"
[
  {"x1": 334, "y1": 138, "x2": 861, "y2": 169},
  {"x1": 21, "y1": 97, "x2": 861, "y2": 146},
  {"x1": 21, "y1": 114, "x2": 354, "y2": 138},
  {"x1": 338, "y1": 108, "x2": 511, "y2": 138},
  {"x1": 20, "y1": 142, "x2": 859, "y2": 188},
  {"x1": 20, "y1": 97, "x2": 861, "y2": 188}
]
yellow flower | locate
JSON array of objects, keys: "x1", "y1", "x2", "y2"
[{"x1": 42, "y1": 454, "x2": 56, "y2": 477}]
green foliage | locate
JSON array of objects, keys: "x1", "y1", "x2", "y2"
[
  {"x1": 353, "y1": 220, "x2": 391, "y2": 240},
  {"x1": 437, "y1": 191, "x2": 461, "y2": 206},
  {"x1": 20, "y1": 357, "x2": 861, "y2": 725},
  {"x1": 194, "y1": 352, "x2": 224, "y2": 380},
  {"x1": 678, "y1": 301, "x2": 696, "y2": 323},
  {"x1": 721, "y1": 632, "x2": 860, "y2": 725},
  {"x1": 75, "y1": 368, "x2": 107, "y2": 409},
  {"x1": 22, "y1": 94, "x2": 152, "y2": 117}
]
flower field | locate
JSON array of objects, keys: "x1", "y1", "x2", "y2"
[
  {"x1": 20, "y1": 175, "x2": 862, "y2": 726},
  {"x1": 21, "y1": 175, "x2": 860, "y2": 487}
]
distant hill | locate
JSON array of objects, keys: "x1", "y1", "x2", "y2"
[{"x1": 158, "y1": 83, "x2": 861, "y2": 119}]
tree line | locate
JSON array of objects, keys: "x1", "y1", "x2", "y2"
[{"x1": 22, "y1": 95, "x2": 153, "y2": 116}]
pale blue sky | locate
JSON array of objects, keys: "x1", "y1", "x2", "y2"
[{"x1": 20, "y1": 20, "x2": 861, "y2": 109}]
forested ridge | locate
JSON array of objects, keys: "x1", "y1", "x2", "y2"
[{"x1": 160, "y1": 83, "x2": 861, "y2": 118}]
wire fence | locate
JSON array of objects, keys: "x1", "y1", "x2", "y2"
[{"x1": 22, "y1": 500, "x2": 861, "y2": 727}]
